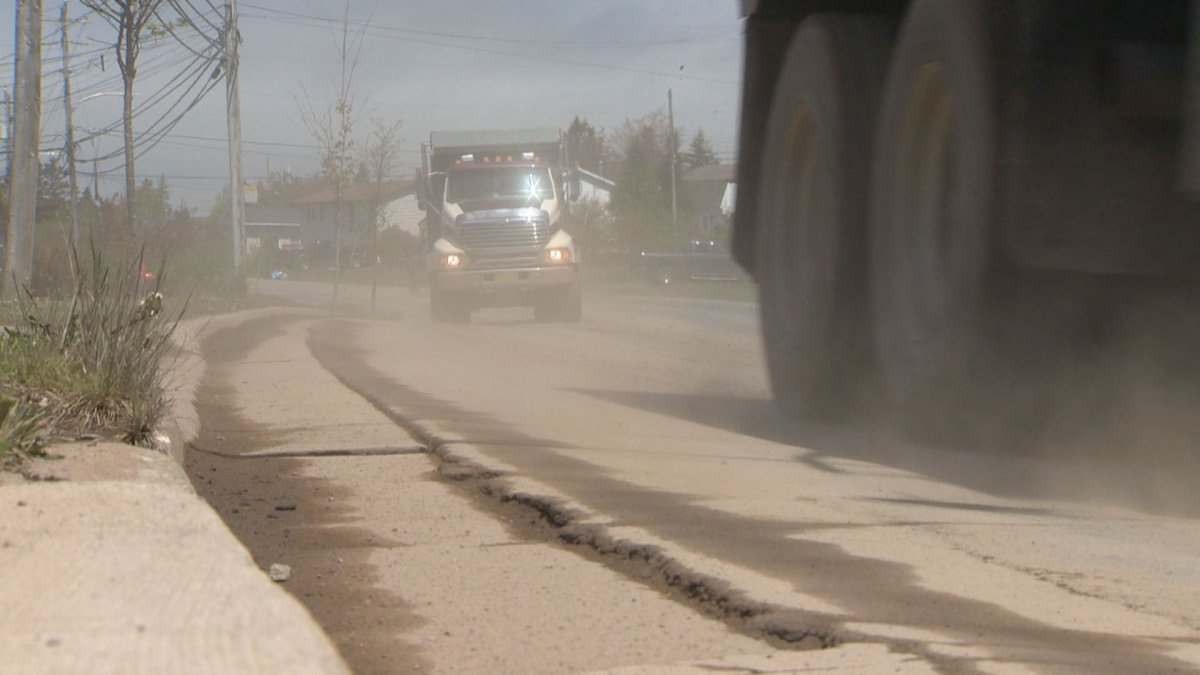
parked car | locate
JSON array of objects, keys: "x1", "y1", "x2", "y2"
[{"x1": 635, "y1": 239, "x2": 742, "y2": 285}]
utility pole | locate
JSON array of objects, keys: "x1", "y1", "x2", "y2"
[
  {"x1": 5, "y1": 0, "x2": 42, "y2": 299},
  {"x1": 2, "y1": 90, "x2": 11, "y2": 181},
  {"x1": 224, "y1": 0, "x2": 245, "y2": 269},
  {"x1": 668, "y1": 88, "x2": 678, "y2": 229},
  {"x1": 61, "y1": 1, "x2": 80, "y2": 249}
]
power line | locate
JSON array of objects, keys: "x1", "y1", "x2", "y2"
[
  {"x1": 237, "y1": 6, "x2": 738, "y2": 86},
  {"x1": 239, "y1": 2, "x2": 740, "y2": 48}
]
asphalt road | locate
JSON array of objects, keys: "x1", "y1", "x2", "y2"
[{"x1": 192, "y1": 279, "x2": 1200, "y2": 673}]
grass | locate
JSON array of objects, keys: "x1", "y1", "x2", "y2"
[
  {"x1": 0, "y1": 249, "x2": 184, "y2": 462},
  {"x1": 0, "y1": 395, "x2": 45, "y2": 467}
]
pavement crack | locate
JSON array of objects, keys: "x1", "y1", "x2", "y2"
[{"x1": 428, "y1": 441, "x2": 841, "y2": 653}]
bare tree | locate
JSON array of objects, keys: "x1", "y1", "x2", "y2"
[
  {"x1": 78, "y1": 0, "x2": 168, "y2": 235},
  {"x1": 362, "y1": 117, "x2": 403, "y2": 313},
  {"x1": 293, "y1": 1, "x2": 368, "y2": 309}
]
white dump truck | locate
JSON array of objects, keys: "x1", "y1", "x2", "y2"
[{"x1": 418, "y1": 129, "x2": 581, "y2": 323}]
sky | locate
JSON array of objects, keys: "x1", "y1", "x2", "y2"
[{"x1": 2, "y1": 0, "x2": 745, "y2": 212}]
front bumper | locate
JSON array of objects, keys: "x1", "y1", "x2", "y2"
[{"x1": 432, "y1": 264, "x2": 577, "y2": 295}]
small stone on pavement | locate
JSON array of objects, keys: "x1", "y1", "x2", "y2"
[{"x1": 268, "y1": 563, "x2": 291, "y2": 582}]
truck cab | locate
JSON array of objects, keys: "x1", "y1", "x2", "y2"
[{"x1": 421, "y1": 129, "x2": 581, "y2": 323}]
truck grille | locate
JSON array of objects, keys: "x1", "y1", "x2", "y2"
[{"x1": 458, "y1": 209, "x2": 550, "y2": 270}]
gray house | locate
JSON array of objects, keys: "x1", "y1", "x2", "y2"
[
  {"x1": 682, "y1": 163, "x2": 736, "y2": 241},
  {"x1": 245, "y1": 205, "x2": 303, "y2": 252},
  {"x1": 294, "y1": 179, "x2": 414, "y2": 247}
]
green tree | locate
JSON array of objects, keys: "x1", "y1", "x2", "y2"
[
  {"x1": 565, "y1": 116, "x2": 606, "y2": 174},
  {"x1": 685, "y1": 129, "x2": 718, "y2": 170},
  {"x1": 36, "y1": 156, "x2": 71, "y2": 224},
  {"x1": 565, "y1": 197, "x2": 617, "y2": 262},
  {"x1": 135, "y1": 177, "x2": 170, "y2": 230},
  {"x1": 607, "y1": 111, "x2": 689, "y2": 253}
]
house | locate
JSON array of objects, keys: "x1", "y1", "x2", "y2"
[
  {"x1": 682, "y1": 163, "x2": 736, "y2": 241},
  {"x1": 379, "y1": 192, "x2": 425, "y2": 239},
  {"x1": 571, "y1": 167, "x2": 615, "y2": 206},
  {"x1": 245, "y1": 205, "x2": 304, "y2": 253},
  {"x1": 291, "y1": 179, "x2": 416, "y2": 261}
]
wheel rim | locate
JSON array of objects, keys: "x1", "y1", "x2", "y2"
[
  {"x1": 893, "y1": 62, "x2": 960, "y2": 347},
  {"x1": 774, "y1": 105, "x2": 833, "y2": 337}
]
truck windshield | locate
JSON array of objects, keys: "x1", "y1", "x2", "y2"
[{"x1": 446, "y1": 167, "x2": 555, "y2": 203}]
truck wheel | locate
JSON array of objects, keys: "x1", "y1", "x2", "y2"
[
  {"x1": 756, "y1": 13, "x2": 892, "y2": 415},
  {"x1": 868, "y1": 0, "x2": 997, "y2": 426},
  {"x1": 534, "y1": 279, "x2": 582, "y2": 323},
  {"x1": 430, "y1": 288, "x2": 470, "y2": 324}
]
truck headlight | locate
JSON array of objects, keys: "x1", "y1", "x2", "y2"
[
  {"x1": 440, "y1": 253, "x2": 464, "y2": 269},
  {"x1": 546, "y1": 248, "x2": 572, "y2": 264}
]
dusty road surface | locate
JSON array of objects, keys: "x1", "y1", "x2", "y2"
[{"x1": 187, "y1": 281, "x2": 1200, "y2": 674}]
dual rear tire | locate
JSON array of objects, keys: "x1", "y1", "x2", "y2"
[
  {"x1": 756, "y1": 13, "x2": 891, "y2": 416},
  {"x1": 756, "y1": 0, "x2": 999, "y2": 425}
]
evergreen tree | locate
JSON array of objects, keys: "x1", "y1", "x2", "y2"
[
  {"x1": 565, "y1": 116, "x2": 606, "y2": 174},
  {"x1": 685, "y1": 129, "x2": 718, "y2": 170},
  {"x1": 36, "y1": 156, "x2": 71, "y2": 223}
]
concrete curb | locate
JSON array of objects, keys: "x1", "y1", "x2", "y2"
[{"x1": 0, "y1": 307, "x2": 348, "y2": 674}]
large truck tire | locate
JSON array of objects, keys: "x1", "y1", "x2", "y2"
[
  {"x1": 868, "y1": 0, "x2": 998, "y2": 428},
  {"x1": 534, "y1": 278, "x2": 582, "y2": 323},
  {"x1": 430, "y1": 287, "x2": 470, "y2": 324},
  {"x1": 755, "y1": 13, "x2": 892, "y2": 416}
]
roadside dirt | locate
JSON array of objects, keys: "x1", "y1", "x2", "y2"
[{"x1": 185, "y1": 315, "x2": 429, "y2": 674}]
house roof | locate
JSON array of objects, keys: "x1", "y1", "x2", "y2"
[
  {"x1": 294, "y1": 178, "x2": 414, "y2": 205},
  {"x1": 683, "y1": 163, "x2": 736, "y2": 183},
  {"x1": 245, "y1": 205, "x2": 303, "y2": 226},
  {"x1": 576, "y1": 167, "x2": 615, "y2": 189}
]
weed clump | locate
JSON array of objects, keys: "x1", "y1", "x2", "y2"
[{"x1": 0, "y1": 249, "x2": 183, "y2": 457}]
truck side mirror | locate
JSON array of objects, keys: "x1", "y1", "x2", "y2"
[
  {"x1": 429, "y1": 172, "x2": 447, "y2": 211},
  {"x1": 415, "y1": 171, "x2": 428, "y2": 211},
  {"x1": 419, "y1": 172, "x2": 446, "y2": 213}
]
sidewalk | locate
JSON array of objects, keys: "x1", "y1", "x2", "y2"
[{"x1": 0, "y1": 309, "x2": 348, "y2": 675}]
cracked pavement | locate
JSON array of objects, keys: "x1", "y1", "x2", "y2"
[{"x1": 186, "y1": 285, "x2": 1200, "y2": 673}]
